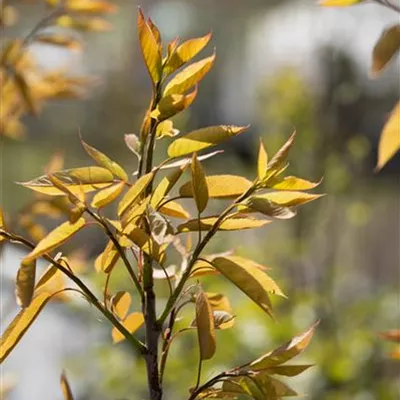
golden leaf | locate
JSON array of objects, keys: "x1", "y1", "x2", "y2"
[
  {"x1": 269, "y1": 175, "x2": 321, "y2": 191},
  {"x1": 94, "y1": 241, "x2": 120, "y2": 273},
  {"x1": 159, "y1": 201, "x2": 190, "y2": 219},
  {"x1": 196, "y1": 289, "x2": 216, "y2": 360},
  {"x1": 36, "y1": 34, "x2": 82, "y2": 52},
  {"x1": 372, "y1": 25, "x2": 400, "y2": 76},
  {"x1": 111, "y1": 291, "x2": 132, "y2": 320},
  {"x1": 267, "y1": 131, "x2": 296, "y2": 175},
  {"x1": 112, "y1": 312, "x2": 144, "y2": 343},
  {"x1": 91, "y1": 182, "x2": 125, "y2": 209},
  {"x1": 60, "y1": 371, "x2": 75, "y2": 400},
  {"x1": 191, "y1": 153, "x2": 209, "y2": 213},
  {"x1": 151, "y1": 166, "x2": 186, "y2": 208},
  {"x1": 318, "y1": 0, "x2": 364, "y2": 5},
  {"x1": 168, "y1": 125, "x2": 248, "y2": 158},
  {"x1": 16, "y1": 259, "x2": 36, "y2": 308},
  {"x1": 258, "y1": 140, "x2": 268, "y2": 180},
  {"x1": 253, "y1": 191, "x2": 324, "y2": 207}
]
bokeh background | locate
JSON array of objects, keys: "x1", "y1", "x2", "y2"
[{"x1": 1, "y1": 0, "x2": 399, "y2": 399}]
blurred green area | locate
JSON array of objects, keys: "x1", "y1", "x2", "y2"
[{"x1": 1, "y1": 0, "x2": 399, "y2": 399}]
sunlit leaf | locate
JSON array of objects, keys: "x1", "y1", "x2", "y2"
[
  {"x1": 64, "y1": 0, "x2": 117, "y2": 14},
  {"x1": 372, "y1": 25, "x2": 400, "y2": 76},
  {"x1": 241, "y1": 197, "x2": 297, "y2": 220},
  {"x1": 60, "y1": 371, "x2": 74, "y2": 400},
  {"x1": 0, "y1": 292, "x2": 52, "y2": 363},
  {"x1": 117, "y1": 172, "x2": 153, "y2": 216},
  {"x1": 267, "y1": 131, "x2": 296, "y2": 174},
  {"x1": 94, "y1": 241, "x2": 120, "y2": 273},
  {"x1": 36, "y1": 34, "x2": 81, "y2": 52},
  {"x1": 168, "y1": 125, "x2": 248, "y2": 158},
  {"x1": 268, "y1": 175, "x2": 321, "y2": 191},
  {"x1": 112, "y1": 312, "x2": 144, "y2": 343},
  {"x1": 213, "y1": 310, "x2": 235, "y2": 330},
  {"x1": 124, "y1": 134, "x2": 140, "y2": 158},
  {"x1": 16, "y1": 259, "x2": 36, "y2": 308},
  {"x1": 147, "y1": 17, "x2": 161, "y2": 45},
  {"x1": 91, "y1": 182, "x2": 125, "y2": 209},
  {"x1": 196, "y1": 289, "x2": 216, "y2": 360},
  {"x1": 0, "y1": 206, "x2": 5, "y2": 242},
  {"x1": 19, "y1": 167, "x2": 115, "y2": 196},
  {"x1": 258, "y1": 140, "x2": 268, "y2": 180},
  {"x1": 211, "y1": 256, "x2": 286, "y2": 316},
  {"x1": 191, "y1": 153, "x2": 209, "y2": 213},
  {"x1": 249, "y1": 322, "x2": 319, "y2": 370},
  {"x1": 121, "y1": 197, "x2": 150, "y2": 232},
  {"x1": 253, "y1": 192, "x2": 324, "y2": 207},
  {"x1": 319, "y1": 0, "x2": 364, "y2": 6},
  {"x1": 164, "y1": 33, "x2": 212, "y2": 75},
  {"x1": 206, "y1": 292, "x2": 232, "y2": 313},
  {"x1": 137, "y1": 8, "x2": 162, "y2": 85},
  {"x1": 111, "y1": 291, "x2": 132, "y2": 320},
  {"x1": 151, "y1": 166, "x2": 186, "y2": 208},
  {"x1": 81, "y1": 139, "x2": 128, "y2": 181},
  {"x1": 159, "y1": 201, "x2": 190, "y2": 219},
  {"x1": 264, "y1": 364, "x2": 313, "y2": 377},
  {"x1": 164, "y1": 53, "x2": 215, "y2": 96},
  {"x1": 156, "y1": 119, "x2": 180, "y2": 139},
  {"x1": 151, "y1": 88, "x2": 197, "y2": 121},
  {"x1": 376, "y1": 101, "x2": 400, "y2": 170},
  {"x1": 178, "y1": 215, "x2": 271, "y2": 232},
  {"x1": 180, "y1": 175, "x2": 252, "y2": 199}
]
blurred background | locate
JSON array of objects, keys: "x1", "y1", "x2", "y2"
[{"x1": 1, "y1": 0, "x2": 399, "y2": 399}]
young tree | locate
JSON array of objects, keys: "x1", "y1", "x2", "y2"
[{"x1": 0, "y1": 8, "x2": 324, "y2": 399}]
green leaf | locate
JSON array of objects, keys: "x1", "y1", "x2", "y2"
[
  {"x1": 249, "y1": 322, "x2": 319, "y2": 370},
  {"x1": 117, "y1": 172, "x2": 153, "y2": 216},
  {"x1": 178, "y1": 215, "x2": 271, "y2": 232},
  {"x1": 168, "y1": 125, "x2": 248, "y2": 158},
  {"x1": 0, "y1": 292, "x2": 52, "y2": 363},
  {"x1": 191, "y1": 153, "x2": 209, "y2": 213},
  {"x1": 376, "y1": 101, "x2": 400, "y2": 170},
  {"x1": 81, "y1": 139, "x2": 128, "y2": 181},
  {"x1": 23, "y1": 218, "x2": 86, "y2": 264},
  {"x1": 60, "y1": 371, "x2": 75, "y2": 400},
  {"x1": 372, "y1": 25, "x2": 400, "y2": 76},
  {"x1": 16, "y1": 259, "x2": 36, "y2": 308},
  {"x1": 164, "y1": 53, "x2": 215, "y2": 96},
  {"x1": 211, "y1": 256, "x2": 286, "y2": 316},
  {"x1": 164, "y1": 32, "x2": 212, "y2": 75},
  {"x1": 19, "y1": 167, "x2": 115, "y2": 196},
  {"x1": 196, "y1": 288, "x2": 216, "y2": 360},
  {"x1": 179, "y1": 175, "x2": 252, "y2": 199},
  {"x1": 111, "y1": 291, "x2": 132, "y2": 320},
  {"x1": 112, "y1": 312, "x2": 144, "y2": 343},
  {"x1": 91, "y1": 182, "x2": 125, "y2": 209},
  {"x1": 137, "y1": 8, "x2": 162, "y2": 84}
]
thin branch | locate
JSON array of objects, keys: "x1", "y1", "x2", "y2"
[{"x1": 374, "y1": 0, "x2": 400, "y2": 12}]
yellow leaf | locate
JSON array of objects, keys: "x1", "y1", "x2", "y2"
[
  {"x1": 211, "y1": 256, "x2": 286, "y2": 316},
  {"x1": 81, "y1": 139, "x2": 128, "y2": 181},
  {"x1": 23, "y1": 218, "x2": 86, "y2": 263},
  {"x1": 319, "y1": 0, "x2": 364, "y2": 6},
  {"x1": 263, "y1": 364, "x2": 313, "y2": 377},
  {"x1": 112, "y1": 312, "x2": 144, "y2": 343},
  {"x1": 0, "y1": 292, "x2": 52, "y2": 363},
  {"x1": 376, "y1": 101, "x2": 400, "y2": 170},
  {"x1": 258, "y1": 140, "x2": 268, "y2": 180},
  {"x1": 60, "y1": 371, "x2": 74, "y2": 400},
  {"x1": 254, "y1": 191, "x2": 324, "y2": 207},
  {"x1": 159, "y1": 201, "x2": 190, "y2": 219},
  {"x1": 267, "y1": 131, "x2": 296, "y2": 175},
  {"x1": 111, "y1": 291, "x2": 132, "y2": 320},
  {"x1": 206, "y1": 292, "x2": 232, "y2": 313},
  {"x1": 249, "y1": 322, "x2": 319, "y2": 369},
  {"x1": 191, "y1": 153, "x2": 209, "y2": 213},
  {"x1": 0, "y1": 206, "x2": 5, "y2": 242},
  {"x1": 117, "y1": 172, "x2": 153, "y2": 216},
  {"x1": 19, "y1": 167, "x2": 115, "y2": 196},
  {"x1": 91, "y1": 182, "x2": 125, "y2": 209},
  {"x1": 156, "y1": 119, "x2": 179, "y2": 138},
  {"x1": 16, "y1": 259, "x2": 36, "y2": 308},
  {"x1": 150, "y1": 87, "x2": 197, "y2": 121},
  {"x1": 121, "y1": 197, "x2": 150, "y2": 232},
  {"x1": 164, "y1": 53, "x2": 215, "y2": 96},
  {"x1": 151, "y1": 167, "x2": 186, "y2": 208},
  {"x1": 241, "y1": 197, "x2": 297, "y2": 220},
  {"x1": 269, "y1": 175, "x2": 321, "y2": 191},
  {"x1": 372, "y1": 25, "x2": 400, "y2": 76},
  {"x1": 34, "y1": 264, "x2": 66, "y2": 300},
  {"x1": 164, "y1": 32, "x2": 212, "y2": 75},
  {"x1": 196, "y1": 289, "x2": 216, "y2": 360},
  {"x1": 14, "y1": 72, "x2": 38, "y2": 115},
  {"x1": 178, "y1": 215, "x2": 271, "y2": 232},
  {"x1": 65, "y1": 0, "x2": 117, "y2": 14},
  {"x1": 168, "y1": 125, "x2": 248, "y2": 158},
  {"x1": 137, "y1": 8, "x2": 162, "y2": 85},
  {"x1": 36, "y1": 34, "x2": 82, "y2": 52},
  {"x1": 147, "y1": 17, "x2": 161, "y2": 45},
  {"x1": 94, "y1": 241, "x2": 120, "y2": 273},
  {"x1": 180, "y1": 175, "x2": 252, "y2": 199}
]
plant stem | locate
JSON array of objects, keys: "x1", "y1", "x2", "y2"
[
  {"x1": 374, "y1": 0, "x2": 400, "y2": 12},
  {"x1": 0, "y1": 230, "x2": 147, "y2": 355}
]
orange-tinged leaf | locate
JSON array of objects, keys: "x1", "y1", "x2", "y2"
[
  {"x1": 211, "y1": 256, "x2": 286, "y2": 316},
  {"x1": 16, "y1": 259, "x2": 36, "y2": 308},
  {"x1": 159, "y1": 201, "x2": 190, "y2": 219},
  {"x1": 319, "y1": 0, "x2": 364, "y2": 6},
  {"x1": 376, "y1": 101, "x2": 400, "y2": 170},
  {"x1": 151, "y1": 166, "x2": 186, "y2": 208},
  {"x1": 60, "y1": 371, "x2": 74, "y2": 400},
  {"x1": 249, "y1": 322, "x2": 319, "y2": 369},
  {"x1": 163, "y1": 53, "x2": 215, "y2": 96},
  {"x1": 258, "y1": 140, "x2": 268, "y2": 180},
  {"x1": 19, "y1": 167, "x2": 115, "y2": 196},
  {"x1": 147, "y1": 17, "x2": 161, "y2": 45},
  {"x1": 150, "y1": 87, "x2": 197, "y2": 121},
  {"x1": 380, "y1": 330, "x2": 400, "y2": 343},
  {"x1": 372, "y1": 25, "x2": 400, "y2": 76},
  {"x1": 178, "y1": 215, "x2": 271, "y2": 232},
  {"x1": 191, "y1": 153, "x2": 208, "y2": 213},
  {"x1": 91, "y1": 182, "x2": 125, "y2": 209},
  {"x1": 111, "y1": 291, "x2": 132, "y2": 320},
  {"x1": 196, "y1": 289, "x2": 216, "y2": 360},
  {"x1": 168, "y1": 125, "x2": 248, "y2": 158},
  {"x1": 81, "y1": 139, "x2": 128, "y2": 181},
  {"x1": 0, "y1": 292, "x2": 52, "y2": 363},
  {"x1": 164, "y1": 32, "x2": 212, "y2": 75},
  {"x1": 117, "y1": 172, "x2": 153, "y2": 216},
  {"x1": 180, "y1": 175, "x2": 252, "y2": 199},
  {"x1": 23, "y1": 218, "x2": 86, "y2": 263},
  {"x1": 137, "y1": 8, "x2": 162, "y2": 84},
  {"x1": 112, "y1": 312, "x2": 144, "y2": 343},
  {"x1": 269, "y1": 175, "x2": 321, "y2": 191}
]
